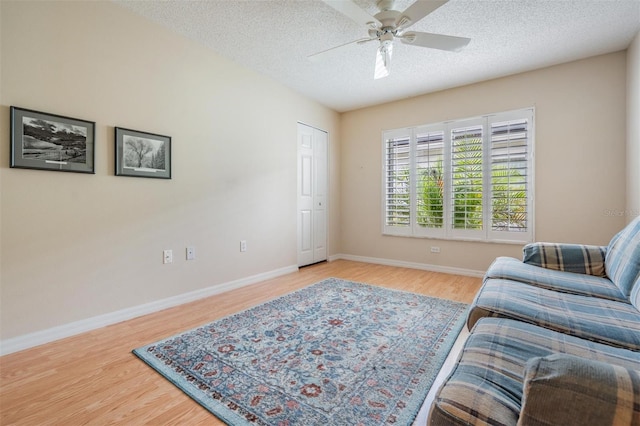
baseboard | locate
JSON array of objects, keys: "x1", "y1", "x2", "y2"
[
  {"x1": 1, "y1": 256, "x2": 482, "y2": 356},
  {"x1": 0, "y1": 264, "x2": 299, "y2": 356},
  {"x1": 329, "y1": 253, "x2": 485, "y2": 277}
]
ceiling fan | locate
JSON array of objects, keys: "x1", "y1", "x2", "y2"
[{"x1": 309, "y1": 0, "x2": 471, "y2": 79}]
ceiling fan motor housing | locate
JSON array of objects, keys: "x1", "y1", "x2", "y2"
[
  {"x1": 379, "y1": 31, "x2": 394, "y2": 45},
  {"x1": 374, "y1": 9, "x2": 402, "y2": 29}
]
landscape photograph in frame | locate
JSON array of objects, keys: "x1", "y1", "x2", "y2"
[
  {"x1": 115, "y1": 127, "x2": 171, "y2": 179},
  {"x1": 10, "y1": 106, "x2": 95, "y2": 174}
]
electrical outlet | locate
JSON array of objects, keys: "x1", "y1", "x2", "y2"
[
  {"x1": 240, "y1": 240, "x2": 247, "y2": 252},
  {"x1": 186, "y1": 246, "x2": 196, "y2": 260},
  {"x1": 163, "y1": 249, "x2": 173, "y2": 264},
  {"x1": 430, "y1": 246, "x2": 440, "y2": 253}
]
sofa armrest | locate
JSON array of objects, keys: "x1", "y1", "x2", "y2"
[
  {"x1": 518, "y1": 354, "x2": 640, "y2": 426},
  {"x1": 522, "y1": 242, "x2": 607, "y2": 277}
]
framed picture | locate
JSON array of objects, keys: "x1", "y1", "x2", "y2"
[
  {"x1": 10, "y1": 106, "x2": 95, "y2": 173},
  {"x1": 115, "y1": 127, "x2": 171, "y2": 179}
]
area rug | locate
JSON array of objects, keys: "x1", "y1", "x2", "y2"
[{"x1": 133, "y1": 277, "x2": 468, "y2": 425}]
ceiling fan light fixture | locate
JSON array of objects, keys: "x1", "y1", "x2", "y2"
[{"x1": 374, "y1": 41, "x2": 393, "y2": 79}]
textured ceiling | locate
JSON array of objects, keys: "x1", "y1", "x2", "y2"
[{"x1": 115, "y1": 0, "x2": 640, "y2": 112}]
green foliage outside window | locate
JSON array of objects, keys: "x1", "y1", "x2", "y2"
[
  {"x1": 491, "y1": 165, "x2": 528, "y2": 231},
  {"x1": 417, "y1": 163, "x2": 444, "y2": 228},
  {"x1": 413, "y1": 138, "x2": 527, "y2": 231},
  {"x1": 451, "y1": 138, "x2": 483, "y2": 230}
]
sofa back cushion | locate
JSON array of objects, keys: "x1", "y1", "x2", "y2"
[
  {"x1": 605, "y1": 216, "x2": 640, "y2": 298},
  {"x1": 631, "y1": 275, "x2": 640, "y2": 311}
]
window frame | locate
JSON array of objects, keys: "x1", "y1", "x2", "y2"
[{"x1": 381, "y1": 107, "x2": 535, "y2": 244}]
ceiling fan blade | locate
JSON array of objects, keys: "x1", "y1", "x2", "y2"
[
  {"x1": 308, "y1": 37, "x2": 376, "y2": 62},
  {"x1": 374, "y1": 43, "x2": 393, "y2": 80},
  {"x1": 396, "y1": 0, "x2": 449, "y2": 29},
  {"x1": 322, "y1": 0, "x2": 381, "y2": 28},
  {"x1": 400, "y1": 31, "x2": 470, "y2": 52}
]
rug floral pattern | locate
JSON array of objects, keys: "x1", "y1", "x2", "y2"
[{"x1": 133, "y1": 278, "x2": 467, "y2": 425}]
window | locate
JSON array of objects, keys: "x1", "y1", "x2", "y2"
[{"x1": 382, "y1": 108, "x2": 534, "y2": 243}]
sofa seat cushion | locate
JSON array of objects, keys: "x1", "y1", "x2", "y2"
[
  {"x1": 518, "y1": 354, "x2": 640, "y2": 426},
  {"x1": 428, "y1": 318, "x2": 640, "y2": 426},
  {"x1": 468, "y1": 279, "x2": 640, "y2": 350},
  {"x1": 486, "y1": 256, "x2": 627, "y2": 302}
]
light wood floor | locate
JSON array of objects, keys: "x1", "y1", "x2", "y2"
[{"x1": 0, "y1": 260, "x2": 482, "y2": 425}]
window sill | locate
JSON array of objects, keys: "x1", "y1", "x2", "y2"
[{"x1": 382, "y1": 232, "x2": 532, "y2": 245}]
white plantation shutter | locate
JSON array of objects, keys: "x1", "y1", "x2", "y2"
[
  {"x1": 450, "y1": 122, "x2": 484, "y2": 239},
  {"x1": 488, "y1": 109, "x2": 534, "y2": 242},
  {"x1": 383, "y1": 130, "x2": 412, "y2": 235},
  {"x1": 415, "y1": 127, "x2": 445, "y2": 237},
  {"x1": 382, "y1": 108, "x2": 534, "y2": 243}
]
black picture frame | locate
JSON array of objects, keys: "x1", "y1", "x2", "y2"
[
  {"x1": 115, "y1": 127, "x2": 171, "y2": 179},
  {"x1": 10, "y1": 106, "x2": 95, "y2": 174}
]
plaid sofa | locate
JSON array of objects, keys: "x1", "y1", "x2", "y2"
[
  {"x1": 467, "y1": 278, "x2": 640, "y2": 350},
  {"x1": 429, "y1": 216, "x2": 640, "y2": 425},
  {"x1": 429, "y1": 318, "x2": 640, "y2": 426}
]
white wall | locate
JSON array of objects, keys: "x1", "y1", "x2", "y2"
[
  {"x1": 0, "y1": 1, "x2": 633, "y2": 346},
  {"x1": 628, "y1": 30, "x2": 640, "y2": 222},
  {"x1": 0, "y1": 1, "x2": 340, "y2": 341},
  {"x1": 340, "y1": 52, "x2": 628, "y2": 272}
]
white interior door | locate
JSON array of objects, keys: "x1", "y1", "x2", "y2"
[{"x1": 297, "y1": 123, "x2": 327, "y2": 267}]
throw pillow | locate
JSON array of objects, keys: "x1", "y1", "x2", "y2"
[{"x1": 518, "y1": 353, "x2": 640, "y2": 426}]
